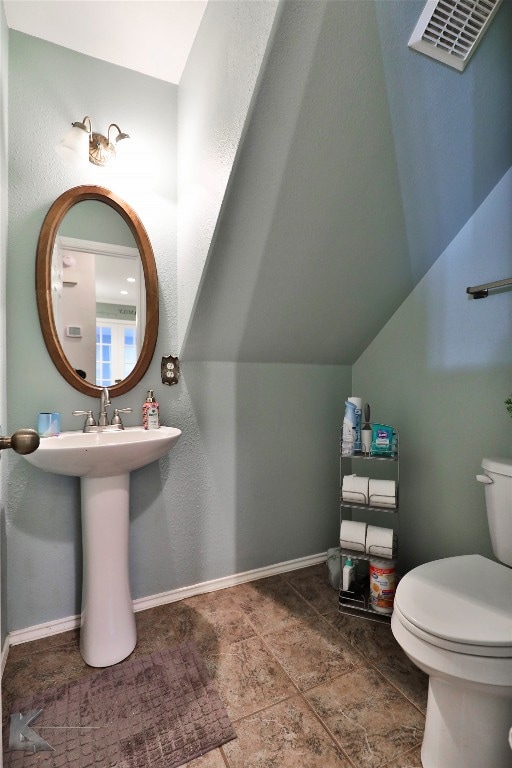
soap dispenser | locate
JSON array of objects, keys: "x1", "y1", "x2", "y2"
[{"x1": 143, "y1": 390, "x2": 160, "y2": 430}]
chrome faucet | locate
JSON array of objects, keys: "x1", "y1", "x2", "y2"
[
  {"x1": 73, "y1": 388, "x2": 133, "y2": 432},
  {"x1": 98, "y1": 387, "x2": 110, "y2": 427}
]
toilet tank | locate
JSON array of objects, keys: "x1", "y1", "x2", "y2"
[{"x1": 480, "y1": 457, "x2": 512, "y2": 566}]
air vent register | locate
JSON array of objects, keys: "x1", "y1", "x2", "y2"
[{"x1": 409, "y1": 0, "x2": 503, "y2": 72}]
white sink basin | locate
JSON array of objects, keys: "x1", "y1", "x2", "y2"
[
  {"x1": 22, "y1": 424, "x2": 182, "y2": 668},
  {"x1": 24, "y1": 426, "x2": 182, "y2": 478}
]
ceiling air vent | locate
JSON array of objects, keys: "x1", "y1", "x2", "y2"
[{"x1": 408, "y1": 0, "x2": 503, "y2": 71}]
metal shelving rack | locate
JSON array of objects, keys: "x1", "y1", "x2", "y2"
[{"x1": 338, "y1": 429, "x2": 399, "y2": 624}]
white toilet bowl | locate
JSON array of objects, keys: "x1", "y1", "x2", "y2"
[{"x1": 391, "y1": 554, "x2": 512, "y2": 768}]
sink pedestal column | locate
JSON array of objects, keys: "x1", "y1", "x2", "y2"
[{"x1": 79, "y1": 473, "x2": 136, "y2": 667}]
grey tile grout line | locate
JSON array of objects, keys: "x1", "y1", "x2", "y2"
[
  {"x1": 182, "y1": 573, "x2": 417, "y2": 767},
  {"x1": 233, "y1": 602, "x2": 360, "y2": 767},
  {"x1": 181, "y1": 577, "x2": 357, "y2": 766},
  {"x1": 315, "y1": 609, "x2": 428, "y2": 722},
  {"x1": 241, "y1": 577, "x2": 426, "y2": 766},
  {"x1": 299, "y1": 696, "x2": 359, "y2": 768},
  {"x1": 255, "y1": 627, "x2": 359, "y2": 767},
  {"x1": 3, "y1": 570, "x2": 425, "y2": 768},
  {"x1": 218, "y1": 743, "x2": 231, "y2": 767},
  {"x1": 366, "y1": 662, "x2": 427, "y2": 719},
  {"x1": 218, "y1": 643, "x2": 357, "y2": 767},
  {"x1": 380, "y1": 741, "x2": 424, "y2": 768},
  {"x1": 285, "y1": 582, "x2": 428, "y2": 721}
]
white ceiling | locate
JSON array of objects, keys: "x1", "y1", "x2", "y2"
[{"x1": 3, "y1": 0, "x2": 208, "y2": 84}]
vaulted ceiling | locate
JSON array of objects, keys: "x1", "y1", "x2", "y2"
[{"x1": 3, "y1": 0, "x2": 207, "y2": 83}]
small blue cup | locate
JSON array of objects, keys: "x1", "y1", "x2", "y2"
[{"x1": 38, "y1": 412, "x2": 60, "y2": 437}]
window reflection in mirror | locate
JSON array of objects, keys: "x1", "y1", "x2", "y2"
[{"x1": 50, "y1": 200, "x2": 146, "y2": 387}]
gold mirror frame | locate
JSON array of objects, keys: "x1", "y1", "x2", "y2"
[{"x1": 36, "y1": 185, "x2": 158, "y2": 397}]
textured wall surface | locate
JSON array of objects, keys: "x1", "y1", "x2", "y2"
[
  {"x1": 353, "y1": 169, "x2": 512, "y2": 572},
  {"x1": 5, "y1": 1, "x2": 512, "y2": 635},
  {"x1": 7, "y1": 25, "x2": 347, "y2": 632},
  {"x1": 183, "y1": 0, "x2": 512, "y2": 364},
  {"x1": 6, "y1": 32, "x2": 179, "y2": 630},
  {"x1": 177, "y1": 0, "x2": 280, "y2": 351},
  {"x1": 1, "y1": 1, "x2": 8, "y2": 647}
]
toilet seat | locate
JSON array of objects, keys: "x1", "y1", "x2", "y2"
[
  {"x1": 393, "y1": 604, "x2": 512, "y2": 657},
  {"x1": 394, "y1": 554, "x2": 512, "y2": 658}
]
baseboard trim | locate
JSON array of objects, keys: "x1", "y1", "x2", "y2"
[
  {"x1": 1, "y1": 634, "x2": 9, "y2": 677},
  {"x1": 6, "y1": 551, "x2": 327, "y2": 652},
  {"x1": 7, "y1": 613, "x2": 81, "y2": 648}
]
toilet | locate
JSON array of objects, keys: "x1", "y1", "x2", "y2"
[{"x1": 391, "y1": 457, "x2": 512, "y2": 768}]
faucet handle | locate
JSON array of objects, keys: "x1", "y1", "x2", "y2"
[
  {"x1": 72, "y1": 410, "x2": 96, "y2": 432},
  {"x1": 110, "y1": 408, "x2": 132, "y2": 429}
]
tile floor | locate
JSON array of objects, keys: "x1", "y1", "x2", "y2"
[{"x1": 2, "y1": 564, "x2": 428, "y2": 767}]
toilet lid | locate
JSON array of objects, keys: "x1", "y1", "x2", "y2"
[{"x1": 394, "y1": 555, "x2": 512, "y2": 651}]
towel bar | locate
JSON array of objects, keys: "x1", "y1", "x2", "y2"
[{"x1": 466, "y1": 276, "x2": 512, "y2": 298}]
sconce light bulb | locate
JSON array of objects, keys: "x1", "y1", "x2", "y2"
[{"x1": 55, "y1": 122, "x2": 90, "y2": 167}]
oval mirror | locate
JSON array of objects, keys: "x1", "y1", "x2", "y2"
[{"x1": 36, "y1": 186, "x2": 158, "y2": 397}]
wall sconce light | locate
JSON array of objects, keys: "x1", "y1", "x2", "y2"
[{"x1": 56, "y1": 116, "x2": 130, "y2": 167}]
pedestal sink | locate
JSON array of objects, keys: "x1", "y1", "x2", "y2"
[{"x1": 23, "y1": 426, "x2": 181, "y2": 667}]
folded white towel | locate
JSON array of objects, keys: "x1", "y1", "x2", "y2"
[
  {"x1": 340, "y1": 520, "x2": 367, "y2": 552},
  {"x1": 342, "y1": 475, "x2": 369, "y2": 505}
]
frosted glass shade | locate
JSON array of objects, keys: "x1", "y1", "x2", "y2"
[{"x1": 55, "y1": 124, "x2": 90, "y2": 167}]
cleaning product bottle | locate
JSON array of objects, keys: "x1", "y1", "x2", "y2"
[
  {"x1": 143, "y1": 390, "x2": 160, "y2": 430},
  {"x1": 348, "y1": 397, "x2": 362, "y2": 452},
  {"x1": 341, "y1": 400, "x2": 357, "y2": 456},
  {"x1": 342, "y1": 557, "x2": 355, "y2": 592}
]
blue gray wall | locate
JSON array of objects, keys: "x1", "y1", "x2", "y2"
[
  {"x1": 6, "y1": 16, "x2": 346, "y2": 632},
  {"x1": 4, "y1": 0, "x2": 512, "y2": 634},
  {"x1": 6, "y1": 31, "x2": 179, "y2": 630},
  {"x1": 1, "y1": 1, "x2": 8, "y2": 647},
  {"x1": 353, "y1": 169, "x2": 512, "y2": 572},
  {"x1": 177, "y1": 0, "x2": 281, "y2": 350},
  {"x1": 184, "y1": 0, "x2": 512, "y2": 365}
]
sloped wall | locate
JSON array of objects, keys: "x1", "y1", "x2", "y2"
[
  {"x1": 353, "y1": 167, "x2": 512, "y2": 572},
  {"x1": 177, "y1": 0, "x2": 281, "y2": 351},
  {"x1": 183, "y1": 0, "x2": 512, "y2": 365},
  {"x1": 375, "y1": 0, "x2": 512, "y2": 284}
]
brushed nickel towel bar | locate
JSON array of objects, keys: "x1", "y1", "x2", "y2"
[{"x1": 466, "y1": 277, "x2": 512, "y2": 299}]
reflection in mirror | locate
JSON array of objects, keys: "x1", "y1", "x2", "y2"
[
  {"x1": 51, "y1": 201, "x2": 145, "y2": 387},
  {"x1": 37, "y1": 186, "x2": 158, "y2": 398}
]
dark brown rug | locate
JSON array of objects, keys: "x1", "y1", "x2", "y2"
[{"x1": 4, "y1": 641, "x2": 236, "y2": 767}]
